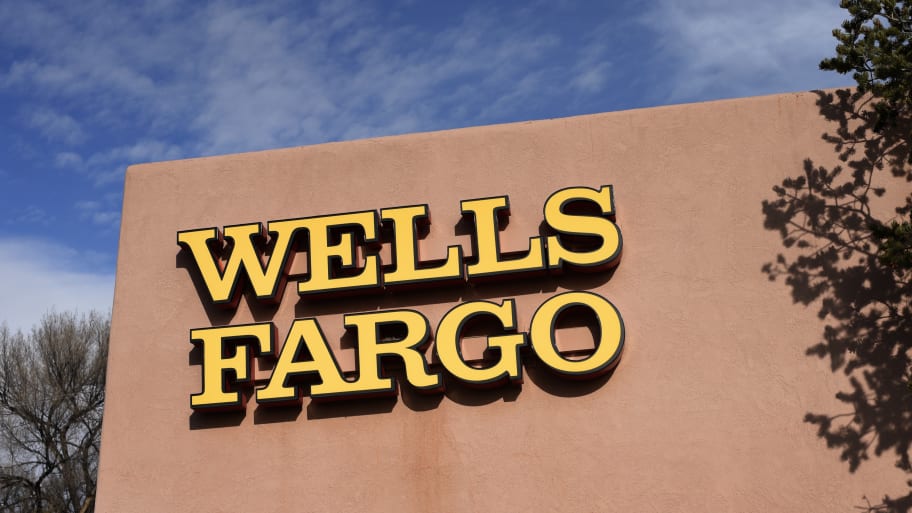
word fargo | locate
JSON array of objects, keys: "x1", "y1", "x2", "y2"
[{"x1": 178, "y1": 185, "x2": 625, "y2": 411}]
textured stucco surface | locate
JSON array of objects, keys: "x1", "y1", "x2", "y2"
[{"x1": 97, "y1": 90, "x2": 906, "y2": 512}]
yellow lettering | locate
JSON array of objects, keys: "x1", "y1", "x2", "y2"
[
  {"x1": 256, "y1": 319, "x2": 363, "y2": 404},
  {"x1": 295, "y1": 211, "x2": 382, "y2": 296},
  {"x1": 380, "y1": 205, "x2": 464, "y2": 287},
  {"x1": 460, "y1": 196, "x2": 545, "y2": 279},
  {"x1": 177, "y1": 223, "x2": 296, "y2": 307},
  {"x1": 529, "y1": 291, "x2": 624, "y2": 377},
  {"x1": 343, "y1": 310, "x2": 441, "y2": 393},
  {"x1": 435, "y1": 299, "x2": 526, "y2": 385},
  {"x1": 190, "y1": 323, "x2": 275, "y2": 410},
  {"x1": 544, "y1": 186, "x2": 621, "y2": 271}
]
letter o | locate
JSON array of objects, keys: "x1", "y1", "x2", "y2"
[{"x1": 529, "y1": 291, "x2": 624, "y2": 377}]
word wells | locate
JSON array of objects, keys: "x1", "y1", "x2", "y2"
[
  {"x1": 179, "y1": 185, "x2": 624, "y2": 410},
  {"x1": 178, "y1": 186, "x2": 621, "y2": 303}
]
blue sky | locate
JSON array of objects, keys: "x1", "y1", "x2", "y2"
[{"x1": 0, "y1": 0, "x2": 851, "y2": 331}]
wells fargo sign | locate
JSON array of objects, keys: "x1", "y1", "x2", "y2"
[{"x1": 178, "y1": 185, "x2": 624, "y2": 411}]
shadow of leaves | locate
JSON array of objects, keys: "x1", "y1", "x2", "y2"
[{"x1": 762, "y1": 89, "x2": 912, "y2": 512}]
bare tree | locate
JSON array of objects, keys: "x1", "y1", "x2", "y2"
[{"x1": 0, "y1": 311, "x2": 109, "y2": 513}]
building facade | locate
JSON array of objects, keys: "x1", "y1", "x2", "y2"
[{"x1": 96, "y1": 90, "x2": 907, "y2": 512}]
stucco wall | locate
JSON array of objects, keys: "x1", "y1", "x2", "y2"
[{"x1": 96, "y1": 90, "x2": 907, "y2": 512}]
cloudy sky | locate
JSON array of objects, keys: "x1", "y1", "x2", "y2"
[{"x1": 0, "y1": 0, "x2": 851, "y2": 331}]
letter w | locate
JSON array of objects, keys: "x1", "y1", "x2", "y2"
[{"x1": 178, "y1": 222, "x2": 298, "y2": 308}]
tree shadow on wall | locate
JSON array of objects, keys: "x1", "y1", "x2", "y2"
[{"x1": 762, "y1": 89, "x2": 912, "y2": 512}]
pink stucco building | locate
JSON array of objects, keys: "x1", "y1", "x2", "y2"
[{"x1": 97, "y1": 90, "x2": 908, "y2": 512}]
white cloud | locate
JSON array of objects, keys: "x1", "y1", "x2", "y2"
[
  {"x1": 3, "y1": 60, "x2": 78, "y2": 92},
  {"x1": 572, "y1": 63, "x2": 610, "y2": 94},
  {"x1": 1, "y1": 1, "x2": 579, "y2": 162},
  {"x1": 564, "y1": 20, "x2": 617, "y2": 95},
  {"x1": 26, "y1": 108, "x2": 87, "y2": 145},
  {"x1": 0, "y1": 0, "x2": 857, "y2": 188},
  {"x1": 0, "y1": 238, "x2": 114, "y2": 333},
  {"x1": 90, "y1": 211, "x2": 120, "y2": 226},
  {"x1": 75, "y1": 200, "x2": 100, "y2": 211},
  {"x1": 55, "y1": 151, "x2": 84, "y2": 168},
  {"x1": 641, "y1": 0, "x2": 852, "y2": 101},
  {"x1": 75, "y1": 200, "x2": 121, "y2": 229},
  {"x1": 189, "y1": 3, "x2": 565, "y2": 154},
  {"x1": 79, "y1": 140, "x2": 184, "y2": 185},
  {"x1": 13, "y1": 205, "x2": 54, "y2": 226},
  {"x1": 87, "y1": 140, "x2": 184, "y2": 166}
]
